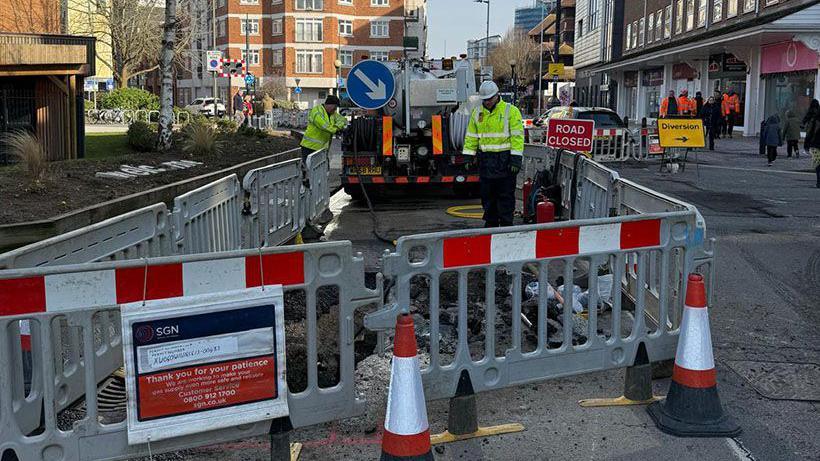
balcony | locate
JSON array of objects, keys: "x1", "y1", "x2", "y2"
[{"x1": 0, "y1": 33, "x2": 95, "y2": 76}]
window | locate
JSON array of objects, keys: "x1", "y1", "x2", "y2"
[
  {"x1": 339, "y1": 19, "x2": 352, "y2": 36},
  {"x1": 239, "y1": 0, "x2": 258, "y2": 4},
  {"x1": 665, "y1": 4, "x2": 672, "y2": 37},
  {"x1": 339, "y1": 50, "x2": 353, "y2": 67},
  {"x1": 272, "y1": 49, "x2": 283, "y2": 66},
  {"x1": 296, "y1": 50, "x2": 323, "y2": 73},
  {"x1": 727, "y1": 0, "x2": 738, "y2": 17},
  {"x1": 697, "y1": 0, "x2": 707, "y2": 27},
  {"x1": 296, "y1": 18, "x2": 323, "y2": 42},
  {"x1": 686, "y1": 0, "x2": 694, "y2": 30},
  {"x1": 272, "y1": 19, "x2": 283, "y2": 35},
  {"x1": 588, "y1": 0, "x2": 599, "y2": 30},
  {"x1": 272, "y1": 0, "x2": 282, "y2": 3},
  {"x1": 241, "y1": 49, "x2": 260, "y2": 66},
  {"x1": 218, "y1": 19, "x2": 226, "y2": 37},
  {"x1": 648, "y1": 12, "x2": 655, "y2": 43},
  {"x1": 625, "y1": 23, "x2": 632, "y2": 50},
  {"x1": 370, "y1": 51, "x2": 389, "y2": 61},
  {"x1": 713, "y1": 0, "x2": 723, "y2": 22},
  {"x1": 577, "y1": 19, "x2": 584, "y2": 38},
  {"x1": 370, "y1": 20, "x2": 389, "y2": 38},
  {"x1": 241, "y1": 18, "x2": 260, "y2": 35},
  {"x1": 743, "y1": 0, "x2": 755, "y2": 13},
  {"x1": 218, "y1": 0, "x2": 226, "y2": 7},
  {"x1": 638, "y1": 17, "x2": 645, "y2": 45},
  {"x1": 632, "y1": 20, "x2": 638, "y2": 48},
  {"x1": 371, "y1": 0, "x2": 389, "y2": 5},
  {"x1": 338, "y1": 0, "x2": 352, "y2": 4},
  {"x1": 656, "y1": 9, "x2": 663, "y2": 41},
  {"x1": 296, "y1": 0, "x2": 323, "y2": 10},
  {"x1": 675, "y1": 0, "x2": 683, "y2": 33}
]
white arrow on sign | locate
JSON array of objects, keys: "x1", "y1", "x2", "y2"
[{"x1": 353, "y1": 69, "x2": 387, "y2": 100}]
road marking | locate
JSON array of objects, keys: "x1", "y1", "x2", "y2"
[
  {"x1": 699, "y1": 164, "x2": 815, "y2": 176},
  {"x1": 725, "y1": 437, "x2": 757, "y2": 460}
]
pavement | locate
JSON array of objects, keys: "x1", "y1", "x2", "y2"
[{"x1": 184, "y1": 137, "x2": 818, "y2": 460}]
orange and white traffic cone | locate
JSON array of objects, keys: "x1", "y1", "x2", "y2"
[
  {"x1": 647, "y1": 274, "x2": 741, "y2": 437},
  {"x1": 381, "y1": 314, "x2": 434, "y2": 461}
]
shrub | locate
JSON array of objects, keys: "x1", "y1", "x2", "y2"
[
  {"x1": 181, "y1": 122, "x2": 221, "y2": 156},
  {"x1": 1, "y1": 130, "x2": 47, "y2": 181},
  {"x1": 100, "y1": 88, "x2": 160, "y2": 111},
  {"x1": 215, "y1": 118, "x2": 238, "y2": 134},
  {"x1": 127, "y1": 121, "x2": 157, "y2": 152}
]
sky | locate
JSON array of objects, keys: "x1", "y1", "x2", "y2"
[{"x1": 427, "y1": 0, "x2": 542, "y2": 58}]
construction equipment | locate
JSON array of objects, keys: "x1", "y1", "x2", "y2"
[{"x1": 341, "y1": 57, "x2": 481, "y2": 198}]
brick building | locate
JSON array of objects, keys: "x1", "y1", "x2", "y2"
[
  {"x1": 178, "y1": 0, "x2": 427, "y2": 109},
  {"x1": 588, "y1": 0, "x2": 820, "y2": 135},
  {"x1": 1, "y1": 0, "x2": 95, "y2": 161}
]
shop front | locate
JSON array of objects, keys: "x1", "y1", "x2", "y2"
[
  {"x1": 642, "y1": 67, "x2": 664, "y2": 119},
  {"x1": 708, "y1": 53, "x2": 747, "y2": 128},
  {"x1": 761, "y1": 40, "x2": 818, "y2": 122},
  {"x1": 622, "y1": 71, "x2": 638, "y2": 122}
]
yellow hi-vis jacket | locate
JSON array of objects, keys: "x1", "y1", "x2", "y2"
[
  {"x1": 300, "y1": 104, "x2": 348, "y2": 151},
  {"x1": 462, "y1": 100, "x2": 525, "y2": 178}
]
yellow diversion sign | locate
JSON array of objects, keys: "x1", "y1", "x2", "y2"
[{"x1": 657, "y1": 119, "x2": 706, "y2": 148}]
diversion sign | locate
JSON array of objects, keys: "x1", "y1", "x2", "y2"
[
  {"x1": 122, "y1": 287, "x2": 287, "y2": 444},
  {"x1": 658, "y1": 119, "x2": 706, "y2": 148}
]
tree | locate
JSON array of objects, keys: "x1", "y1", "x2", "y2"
[
  {"x1": 487, "y1": 28, "x2": 541, "y2": 84},
  {"x1": 156, "y1": 0, "x2": 178, "y2": 151}
]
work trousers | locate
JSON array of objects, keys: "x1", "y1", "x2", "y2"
[
  {"x1": 706, "y1": 126, "x2": 716, "y2": 150},
  {"x1": 726, "y1": 112, "x2": 737, "y2": 137},
  {"x1": 480, "y1": 175, "x2": 517, "y2": 228},
  {"x1": 787, "y1": 140, "x2": 799, "y2": 157}
]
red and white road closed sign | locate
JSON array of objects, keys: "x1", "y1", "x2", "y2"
[{"x1": 546, "y1": 118, "x2": 595, "y2": 152}]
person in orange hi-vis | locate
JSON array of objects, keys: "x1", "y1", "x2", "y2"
[
  {"x1": 677, "y1": 89, "x2": 693, "y2": 116},
  {"x1": 660, "y1": 90, "x2": 678, "y2": 118},
  {"x1": 722, "y1": 89, "x2": 741, "y2": 138}
]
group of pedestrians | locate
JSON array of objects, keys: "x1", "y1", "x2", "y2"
[
  {"x1": 232, "y1": 90, "x2": 274, "y2": 127},
  {"x1": 659, "y1": 88, "x2": 741, "y2": 150}
]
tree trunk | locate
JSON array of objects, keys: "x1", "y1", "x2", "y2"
[{"x1": 156, "y1": 0, "x2": 177, "y2": 152}]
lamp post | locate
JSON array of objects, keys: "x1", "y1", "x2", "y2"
[
  {"x1": 334, "y1": 59, "x2": 342, "y2": 96},
  {"x1": 548, "y1": 2, "x2": 562, "y2": 108},
  {"x1": 474, "y1": 0, "x2": 490, "y2": 69},
  {"x1": 509, "y1": 59, "x2": 517, "y2": 106},
  {"x1": 536, "y1": 0, "x2": 548, "y2": 115}
]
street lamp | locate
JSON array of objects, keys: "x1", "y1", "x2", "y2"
[
  {"x1": 334, "y1": 59, "x2": 342, "y2": 96},
  {"x1": 509, "y1": 59, "x2": 517, "y2": 106},
  {"x1": 474, "y1": 0, "x2": 490, "y2": 69}
]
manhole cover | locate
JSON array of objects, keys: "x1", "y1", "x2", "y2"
[{"x1": 726, "y1": 361, "x2": 820, "y2": 401}]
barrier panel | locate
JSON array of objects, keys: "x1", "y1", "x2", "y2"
[
  {"x1": 172, "y1": 175, "x2": 243, "y2": 255},
  {"x1": 243, "y1": 158, "x2": 305, "y2": 247},
  {"x1": 574, "y1": 156, "x2": 620, "y2": 220},
  {"x1": 304, "y1": 149, "x2": 330, "y2": 222},
  {"x1": 0, "y1": 242, "x2": 381, "y2": 460}
]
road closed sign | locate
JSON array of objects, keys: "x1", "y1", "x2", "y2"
[
  {"x1": 547, "y1": 118, "x2": 595, "y2": 152},
  {"x1": 122, "y1": 287, "x2": 288, "y2": 444},
  {"x1": 657, "y1": 118, "x2": 706, "y2": 148}
]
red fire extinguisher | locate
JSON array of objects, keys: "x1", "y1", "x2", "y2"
[
  {"x1": 522, "y1": 178, "x2": 533, "y2": 221},
  {"x1": 536, "y1": 201, "x2": 555, "y2": 224}
]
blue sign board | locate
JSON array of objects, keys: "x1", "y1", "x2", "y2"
[
  {"x1": 244, "y1": 73, "x2": 255, "y2": 85},
  {"x1": 294, "y1": 87, "x2": 302, "y2": 95},
  {"x1": 346, "y1": 60, "x2": 395, "y2": 110}
]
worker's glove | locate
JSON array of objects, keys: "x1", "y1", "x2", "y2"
[{"x1": 510, "y1": 165, "x2": 520, "y2": 175}]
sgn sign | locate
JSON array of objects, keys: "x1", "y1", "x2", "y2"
[{"x1": 546, "y1": 118, "x2": 595, "y2": 152}]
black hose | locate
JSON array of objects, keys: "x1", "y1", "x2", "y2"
[{"x1": 350, "y1": 117, "x2": 395, "y2": 245}]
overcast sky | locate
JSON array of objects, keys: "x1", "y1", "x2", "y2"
[{"x1": 427, "y1": 0, "x2": 542, "y2": 58}]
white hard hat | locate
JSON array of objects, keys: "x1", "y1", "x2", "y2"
[{"x1": 478, "y1": 80, "x2": 499, "y2": 100}]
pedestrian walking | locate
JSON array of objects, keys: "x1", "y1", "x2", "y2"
[
  {"x1": 781, "y1": 110, "x2": 801, "y2": 158},
  {"x1": 713, "y1": 91, "x2": 725, "y2": 138},
  {"x1": 463, "y1": 81, "x2": 525, "y2": 228},
  {"x1": 233, "y1": 90, "x2": 245, "y2": 126},
  {"x1": 694, "y1": 91, "x2": 704, "y2": 118},
  {"x1": 242, "y1": 95, "x2": 253, "y2": 127},
  {"x1": 701, "y1": 96, "x2": 722, "y2": 151},
  {"x1": 802, "y1": 99, "x2": 819, "y2": 156},
  {"x1": 804, "y1": 108, "x2": 820, "y2": 188},
  {"x1": 722, "y1": 89, "x2": 740, "y2": 137},
  {"x1": 660, "y1": 90, "x2": 678, "y2": 118},
  {"x1": 761, "y1": 114, "x2": 783, "y2": 166},
  {"x1": 263, "y1": 93, "x2": 275, "y2": 118},
  {"x1": 678, "y1": 90, "x2": 694, "y2": 116}
]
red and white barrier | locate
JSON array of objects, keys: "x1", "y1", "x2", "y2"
[
  {"x1": 381, "y1": 314, "x2": 433, "y2": 460},
  {"x1": 442, "y1": 219, "x2": 661, "y2": 268}
]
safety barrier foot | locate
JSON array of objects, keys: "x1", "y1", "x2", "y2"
[
  {"x1": 431, "y1": 371, "x2": 525, "y2": 446},
  {"x1": 578, "y1": 344, "x2": 664, "y2": 408},
  {"x1": 270, "y1": 417, "x2": 302, "y2": 461}
]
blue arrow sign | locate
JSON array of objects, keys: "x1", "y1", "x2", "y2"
[
  {"x1": 245, "y1": 74, "x2": 255, "y2": 85},
  {"x1": 294, "y1": 87, "x2": 302, "y2": 95},
  {"x1": 347, "y1": 60, "x2": 395, "y2": 110}
]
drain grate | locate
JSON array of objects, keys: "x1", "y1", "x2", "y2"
[
  {"x1": 726, "y1": 360, "x2": 820, "y2": 402},
  {"x1": 75, "y1": 368, "x2": 127, "y2": 413}
]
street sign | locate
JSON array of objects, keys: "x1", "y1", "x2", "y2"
[
  {"x1": 347, "y1": 60, "x2": 395, "y2": 110},
  {"x1": 546, "y1": 118, "x2": 595, "y2": 152},
  {"x1": 294, "y1": 87, "x2": 302, "y2": 95},
  {"x1": 657, "y1": 118, "x2": 706, "y2": 148},
  {"x1": 122, "y1": 287, "x2": 288, "y2": 445},
  {"x1": 244, "y1": 73, "x2": 255, "y2": 86},
  {"x1": 218, "y1": 59, "x2": 246, "y2": 78},
  {"x1": 547, "y1": 63, "x2": 565, "y2": 77},
  {"x1": 206, "y1": 50, "x2": 222, "y2": 72}
]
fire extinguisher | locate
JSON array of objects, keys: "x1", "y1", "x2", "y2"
[
  {"x1": 536, "y1": 201, "x2": 555, "y2": 224},
  {"x1": 522, "y1": 178, "x2": 533, "y2": 221}
]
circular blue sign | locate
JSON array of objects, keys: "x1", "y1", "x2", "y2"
[
  {"x1": 245, "y1": 74, "x2": 255, "y2": 85},
  {"x1": 347, "y1": 60, "x2": 395, "y2": 110},
  {"x1": 294, "y1": 87, "x2": 302, "y2": 95}
]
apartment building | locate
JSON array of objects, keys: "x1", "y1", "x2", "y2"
[
  {"x1": 573, "y1": 0, "x2": 624, "y2": 108},
  {"x1": 593, "y1": 0, "x2": 820, "y2": 135},
  {"x1": 515, "y1": 2, "x2": 554, "y2": 31},
  {"x1": 178, "y1": 0, "x2": 427, "y2": 108}
]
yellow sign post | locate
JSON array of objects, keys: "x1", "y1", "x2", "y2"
[
  {"x1": 657, "y1": 119, "x2": 706, "y2": 148},
  {"x1": 547, "y1": 63, "x2": 565, "y2": 77}
]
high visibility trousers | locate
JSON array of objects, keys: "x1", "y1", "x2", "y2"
[{"x1": 480, "y1": 175, "x2": 516, "y2": 228}]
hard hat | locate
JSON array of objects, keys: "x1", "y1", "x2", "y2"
[{"x1": 478, "y1": 81, "x2": 499, "y2": 100}]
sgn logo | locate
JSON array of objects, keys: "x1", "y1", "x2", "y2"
[{"x1": 156, "y1": 325, "x2": 180, "y2": 337}]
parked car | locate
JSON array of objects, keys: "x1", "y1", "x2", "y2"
[
  {"x1": 184, "y1": 98, "x2": 226, "y2": 117},
  {"x1": 529, "y1": 106, "x2": 635, "y2": 160}
]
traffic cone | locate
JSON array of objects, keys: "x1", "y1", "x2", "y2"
[
  {"x1": 647, "y1": 274, "x2": 741, "y2": 437},
  {"x1": 381, "y1": 314, "x2": 434, "y2": 461}
]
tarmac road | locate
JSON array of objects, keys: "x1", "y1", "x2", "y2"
[{"x1": 182, "y1": 137, "x2": 819, "y2": 460}]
